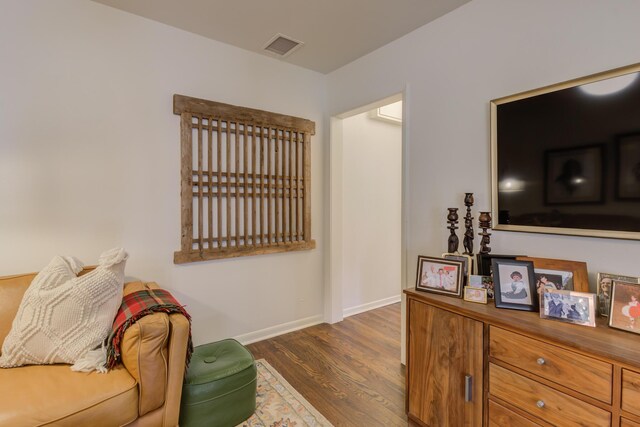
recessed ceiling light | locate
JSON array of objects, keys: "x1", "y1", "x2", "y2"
[{"x1": 263, "y1": 33, "x2": 304, "y2": 58}]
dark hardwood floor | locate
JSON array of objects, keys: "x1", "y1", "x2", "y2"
[{"x1": 247, "y1": 303, "x2": 407, "y2": 426}]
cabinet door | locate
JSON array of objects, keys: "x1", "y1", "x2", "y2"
[{"x1": 407, "y1": 299, "x2": 484, "y2": 427}]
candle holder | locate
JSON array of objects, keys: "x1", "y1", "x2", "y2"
[
  {"x1": 463, "y1": 193, "x2": 474, "y2": 256},
  {"x1": 478, "y1": 211, "x2": 492, "y2": 254},
  {"x1": 447, "y1": 208, "x2": 459, "y2": 254}
]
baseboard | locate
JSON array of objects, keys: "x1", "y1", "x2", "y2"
[
  {"x1": 234, "y1": 314, "x2": 324, "y2": 345},
  {"x1": 343, "y1": 295, "x2": 401, "y2": 318}
]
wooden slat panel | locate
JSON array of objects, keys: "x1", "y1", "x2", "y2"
[
  {"x1": 174, "y1": 96, "x2": 315, "y2": 263},
  {"x1": 274, "y1": 128, "x2": 280, "y2": 244},
  {"x1": 180, "y1": 113, "x2": 193, "y2": 253},
  {"x1": 235, "y1": 121, "x2": 240, "y2": 247},
  {"x1": 174, "y1": 240, "x2": 316, "y2": 263},
  {"x1": 197, "y1": 115, "x2": 203, "y2": 250},
  {"x1": 281, "y1": 129, "x2": 287, "y2": 243},
  {"x1": 296, "y1": 132, "x2": 300, "y2": 241},
  {"x1": 303, "y1": 132, "x2": 311, "y2": 242},
  {"x1": 175, "y1": 94, "x2": 315, "y2": 134},
  {"x1": 226, "y1": 121, "x2": 231, "y2": 245},
  {"x1": 260, "y1": 126, "x2": 265, "y2": 246},
  {"x1": 217, "y1": 118, "x2": 222, "y2": 249},
  {"x1": 207, "y1": 117, "x2": 213, "y2": 249},
  {"x1": 252, "y1": 125, "x2": 257, "y2": 247},
  {"x1": 289, "y1": 130, "x2": 294, "y2": 242},
  {"x1": 243, "y1": 123, "x2": 248, "y2": 247}
]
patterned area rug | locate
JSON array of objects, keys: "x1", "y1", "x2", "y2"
[{"x1": 237, "y1": 359, "x2": 334, "y2": 427}]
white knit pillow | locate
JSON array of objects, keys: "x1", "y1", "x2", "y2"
[{"x1": 0, "y1": 248, "x2": 128, "y2": 371}]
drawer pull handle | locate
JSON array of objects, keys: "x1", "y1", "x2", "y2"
[
  {"x1": 464, "y1": 375, "x2": 473, "y2": 402},
  {"x1": 537, "y1": 358, "x2": 546, "y2": 365},
  {"x1": 536, "y1": 400, "x2": 545, "y2": 408}
]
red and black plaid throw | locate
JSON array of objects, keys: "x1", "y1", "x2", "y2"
[{"x1": 106, "y1": 288, "x2": 193, "y2": 370}]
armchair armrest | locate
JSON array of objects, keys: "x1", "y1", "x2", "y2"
[{"x1": 119, "y1": 282, "x2": 190, "y2": 426}]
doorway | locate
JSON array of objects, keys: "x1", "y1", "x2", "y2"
[{"x1": 326, "y1": 93, "x2": 406, "y2": 331}]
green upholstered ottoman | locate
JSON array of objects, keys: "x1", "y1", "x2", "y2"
[{"x1": 179, "y1": 339, "x2": 257, "y2": 427}]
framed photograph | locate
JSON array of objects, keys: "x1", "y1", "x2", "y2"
[
  {"x1": 516, "y1": 257, "x2": 589, "y2": 292},
  {"x1": 540, "y1": 289, "x2": 596, "y2": 327},
  {"x1": 492, "y1": 259, "x2": 538, "y2": 311},
  {"x1": 442, "y1": 253, "x2": 472, "y2": 285},
  {"x1": 609, "y1": 281, "x2": 640, "y2": 334},
  {"x1": 616, "y1": 133, "x2": 640, "y2": 200},
  {"x1": 534, "y1": 268, "x2": 574, "y2": 294},
  {"x1": 476, "y1": 253, "x2": 523, "y2": 276},
  {"x1": 463, "y1": 286, "x2": 488, "y2": 304},
  {"x1": 597, "y1": 273, "x2": 640, "y2": 317},
  {"x1": 415, "y1": 255, "x2": 464, "y2": 297},
  {"x1": 469, "y1": 275, "x2": 494, "y2": 299},
  {"x1": 544, "y1": 144, "x2": 604, "y2": 205}
]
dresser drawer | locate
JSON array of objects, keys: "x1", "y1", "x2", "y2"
[
  {"x1": 489, "y1": 363, "x2": 610, "y2": 426},
  {"x1": 490, "y1": 326, "x2": 612, "y2": 403},
  {"x1": 621, "y1": 418, "x2": 640, "y2": 427},
  {"x1": 622, "y1": 369, "x2": 640, "y2": 418},
  {"x1": 488, "y1": 400, "x2": 542, "y2": 427}
]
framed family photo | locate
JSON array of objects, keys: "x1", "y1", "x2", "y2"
[
  {"x1": 516, "y1": 256, "x2": 589, "y2": 293},
  {"x1": 609, "y1": 281, "x2": 640, "y2": 334},
  {"x1": 469, "y1": 275, "x2": 494, "y2": 299},
  {"x1": 492, "y1": 259, "x2": 538, "y2": 311},
  {"x1": 540, "y1": 289, "x2": 596, "y2": 327},
  {"x1": 597, "y1": 272, "x2": 640, "y2": 317},
  {"x1": 463, "y1": 286, "x2": 488, "y2": 304},
  {"x1": 415, "y1": 255, "x2": 464, "y2": 297}
]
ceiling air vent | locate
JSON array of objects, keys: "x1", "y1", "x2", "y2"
[{"x1": 263, "y1": 33, "x2": 304, "y2": 57}]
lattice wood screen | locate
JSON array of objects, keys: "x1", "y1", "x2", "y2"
[{"x1": 173, "y1": 95, "x2": 316, "y2": 263}]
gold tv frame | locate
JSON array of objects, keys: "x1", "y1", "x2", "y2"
[{"x1": 490, "y1": 62, "x2": 640, "y2": 240}]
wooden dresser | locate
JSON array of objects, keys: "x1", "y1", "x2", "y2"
[{"x1": 405, "y1": 288, "x2": 640, "y2": 427}]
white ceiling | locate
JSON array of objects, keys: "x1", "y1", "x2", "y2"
[{"x1": 90, "y1": 0, "x2": 471, "y2": 74}]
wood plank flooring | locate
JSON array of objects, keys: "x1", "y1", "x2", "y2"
[{"x1": 247, "y1": 303, "x2": 407, "y2": 427}]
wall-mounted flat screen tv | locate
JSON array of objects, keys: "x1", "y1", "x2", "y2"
[{"x1": 491, "y1": 63, "x2": 640, "y2": 240}]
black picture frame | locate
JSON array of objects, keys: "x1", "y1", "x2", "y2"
[
  {"x1": 492, "y1": 258, "x2": 538, "y2": 311},
  {"x1": 476, "y1": 254, "x2": 523, "y2": 276},
  {"x1": 415, "y1": 255, "x2": 464, "y2": 298},
  {"x1": 544, "y1": 144, "x2": 604, "y2": 205},
  {"x1": 615, "y1": 132, "x2": 640, "y2": 200}
]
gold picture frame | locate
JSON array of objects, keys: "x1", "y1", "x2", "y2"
[{"x1": 491, "y1": 62, "x2": 640, "y2": 240}]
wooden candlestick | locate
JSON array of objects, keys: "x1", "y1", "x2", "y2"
[
  {"x1": 478, "y1": 211, "x2": 492, "y2": 254},
  {"x1": 447, "y1": 208, "x2": 459, "y2": 254},
  {"x1": 463, "y1": 193, "x2": 474, "y2": 256}
]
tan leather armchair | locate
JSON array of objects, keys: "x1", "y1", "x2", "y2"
[{"x1": 0, "y1": 271, "x2": 189, "y2": 427}]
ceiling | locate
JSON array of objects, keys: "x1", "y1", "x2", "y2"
[{"x1": 91, "y1": 0, "x2": 471, "y2": 74}]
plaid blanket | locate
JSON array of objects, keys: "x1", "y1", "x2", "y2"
[{"x1": 106, "y1": 288, "x2": 193, "y2": 370}]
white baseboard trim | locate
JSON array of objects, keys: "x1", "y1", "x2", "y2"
[
  {"x1": 343, "y1": 295, "x2": 401, "y2": 318},
  {"x1": 234, "y1": 314, "x2": 324, "y2": 345}
]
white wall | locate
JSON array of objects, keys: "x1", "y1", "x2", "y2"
[
  {"x1": 341, "y1": 109, "x2": 402, "y2": 315},
  {"x1": 327, "y1": 0, "x2": 640, "y2": 291},
  {"x1": 0, "y1": 0, "x2": 326, "y2": 345}
]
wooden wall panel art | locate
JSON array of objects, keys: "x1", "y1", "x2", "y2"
[{"x1": 173, "y1": 94, "x2": 315, "y2": 263}]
